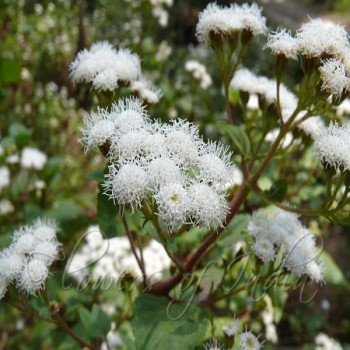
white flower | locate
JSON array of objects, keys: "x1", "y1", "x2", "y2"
[
  {"x1": 130, "y1": 76, "x2": 162, "y2": 104},
  {"x1": 0, "y1": 249, "x2": 25, "y2": 281},
  {"x1": 21, "y1": 147, "x2": 47, "y2": 170},
  {"x1": 319, "y1": 59, "x2": 349, "y2": 99},
  {"x1": 315, "y1": 333, "x2": 343, "y2": 350},
  {"x1": 104, "y1": 163, "x2": 148, "y2": 210},
  {"x1": 18, "y1": 259, "x2": 49, "y2": 294},
  {"x1": 252, "y1": 238, "x2": 276, "y2": 263},
  {"x1": 296, "y1": 19, "x2": 349, "y2": 58},
  {"x1": 0, "y1": 199, "x2": 14, "y2": 215},
  {"x1": 239, "y1": 331, "x2": 262, "y2": 350},
  {"x1": 70, "y1": 42, "x2": 141, "y2": 90},
  {"x1": 164, "y1": 120, "x2": 202, "y2": 166},
  {"x1": 223, "y1": 317, "x2": 240, "y2": 337},
  {"x1": 231, "y1": 68, "x2": 260, "y2": 93},
  {"x1": 188, "y1": 183, "x2": 228, "y2": 227},
  {"x1": 0, "y1": 278, "x2": 9, "y2": 299},
  {"x1": 197, "y1": 142, "x2": 236, "y2": 191},
  {"x1": 196, "y1": 3, "x2": 266, "y2": 44},
  {"x1": 12, "y1": 229, "x2": 36, "y2": 255},
  {"x1": 265, "y1": 29, "x2": 298, "y2": 59},
  {"x1": 154, "y1": 183, "x2": 189, "y2": 231},
  {"x1": 6, "y1": 154, "x2": 19, "y2": 164},
  {"x1": 146, "y1": 156, "x2": 182, "y2": 191},
  {"x1": 0, "y1": 166, "x2": 10, "y2": 192},
  {"x1": 185, "y1": 60, "x2": 212, "y2": 89},
  {"x1": 32, "y1": 218, "x2": 58, "y2": 242},
  {"x1": 111, "y1": 97, "x2": 149, "y2": 136},
  {"x1": 313, "y1": 122, "x2": 350, "y2": 170},
  {"x1": 110, "y1": 130, "x2": 148, "y2": 161},
  {"x1": 296, "y1": 114, "x2": 324, "y2": 138},
  {"x1": 80, "y1": 109, "x2": 115, "y2": 152}
]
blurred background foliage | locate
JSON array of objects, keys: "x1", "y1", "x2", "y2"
[{"x1": 1, "y1": 0, "x2": 350, "y2": 349}]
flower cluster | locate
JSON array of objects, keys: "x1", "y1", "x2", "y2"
[
  {"x1": 70, "y1": 41, "x2": 141, "y2": 92},
  {"x1": 67, "y1": 226, "x2": 171, "y2": 282},
  {"x1": 81, "y1": 97, "x2": 237, "y2": 231},
  {"x1": 196, "y1": 2, "x2": 267, "y2": 44},
  {"x1": 185, "y1": 60, "x2": 212, "y2": 89},
  {"x1": 248, "y1": 208, "x2": 323, "y2": 283},
  {"x1": 313, "y1": 122, "x2": 350, "y2": 171},
  {"x1": 0, "y1": 218, "x2": 60, "y2": 298},
  {"x1": 266, "y1": 19, "x2": 350, "y2": 98}
]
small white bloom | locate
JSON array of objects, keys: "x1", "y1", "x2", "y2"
[
  {"x1": 265, "y1": 29, "x2": 298, "y2": 59},
  {"x1": 252, "y1": 238, "x2": 276, "y2": 263},
  {"x1": 6, "y1": 154, "x2": 19, "y2": 164},
  {"x1": 313, "y1": 122, "x2": 350, "y2": 170},
  {"x1": 19, "y1": 259, "x2": 49, "y2": 294},
  {"x1": 336, "y1": 98, "x2": 350, "y2": 117},
  {"x1": 203, "y1": 341, "x2": 224, "y2": 350},
  {"x1": 21, "y1": 147, "x2": 47, "y2": 170},
  {"x1": 164, "y1": 120, "x2": 202, "y2": 166},
  {"x1": 146, "y1": 156, "x2": 182, "y2": 191},
  {"x1": 154, "y1": 183, "x2": 189, "y2": 231},
  {"x1": 197, "y1": 142, "x2": 236, "y2": 191},
  {"x1": 0, "y1": 199, "x2": 14, "y2": 215},
  {"x1": 185, "y1": 60, "x2": 212, "y2": 89},
  {"x1": 32, "y1": 218, "x2": 58, "y2": 242},
  {"x1": 231, "y1": 68, "x2": 259, "y2": 94},
  {"x1": 111, "y1": 97, "x2": 149, "y2": 136},
  {"x1": 0, "y1": 166, "x2": 10, "y2": 192},
  {"x1": 80, "y1": 109, "x2": 115, "y2": 152},
  {"x1": 296, "y1": 19, "x2": 349, "y2": 58},
  {"x1": 297, "y1": 114, "x2": 324, "y2": 138},
  {"x1": 239, "y1": 331, "x2": 262, "y2": 350},
  {"x1": 223, "y1": 317, "x2": 240, "y2": 337},
  {"x1": 319, "y1": 59, "x2": 349, "y2": 99},
  {"x1": 188, "y1": 183, "x2": 228, "y2": 227},
  {"x1": 104, "y1": 163, "x2": 148, "y2": 210},
  {"x1": 130, "y1": 76, "x2": 162, "y2": 104},
  {"x1": 0, "y1": 249, "x2": 25, "y2": 281},
  {"x1": 12, "y1": 229, "x2": 36, "y2": 255}
]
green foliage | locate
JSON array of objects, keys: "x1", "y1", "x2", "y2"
[{"x1": 132, "y1": 294, "x2": 209, "y2": 350}]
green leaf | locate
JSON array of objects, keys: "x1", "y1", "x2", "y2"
[
  {"x1": 218, "y1": 214, "x2": 248, "y2": 247},
  {"x1": 0, "y1": 57, "x2": 21, "y2": 84},
  {"x1": 319, "y1": 251, "x2": 349, "y2": 287},
  {"x1": 266, "y1": 179, "x2": 288, "y2": 202},
  {"x1": 133, "y1": 294, "x2": 209, "y2": 350},
  {"x1": 78, "y1": 305, "x2": 111, "y2": 339},
  {"x1": 221, "y1": 124, "x2": 251, "y2": 156},
  {"x1": 97, "y1": 183, "x2": 122, "y2": 238}
]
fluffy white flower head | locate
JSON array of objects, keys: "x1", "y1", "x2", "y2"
[
  {"x1": 80, "y1": 110, "x2": 115, "y2": 152},
  {"x1": 19, "y1": 259, "x2": 49, "y2": 295},
  {"x1": 319, "y1": 59, "x2": 349, "y2": 99},
  {"x1": 313, "y1": 122, "x2": 350, "y2": 170},
  {"x1": 252, "y1": 238, "x2": 276, "y2": 263},
  {"x1": 240, "y1": 331, "x2": 262, "y2": 350},
  {"x1": 296, "y1": 19, "x2": 349, "y2": 58},
  {"x1": 21, "y1": 147, "x2": 47, "y2": 170},
  {"x1": 70, "y1": 42, "x2": 141, "y2": 91},
  {"x1": 154, "y1": 183, "x2": 189, "y2": 231},
  {"x1": 188, "y1": 183, "x2": 228, "y2": 227},
  {"x1": 196, "y1": 3, "x2": 266, "y2": 44},
  {"x1": 104, "y1": 163, "x2": 148, "y2": 210},
  {"x1": 223, "y1": 317, "x2": 240, "y2": 337},
  {"x1": 265, "y1": 29, "x2": 298, "y2": 59}
]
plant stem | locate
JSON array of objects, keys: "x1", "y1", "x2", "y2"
[{"x1": 122, "y1": 215, "x2": 148, "y2": 288}]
